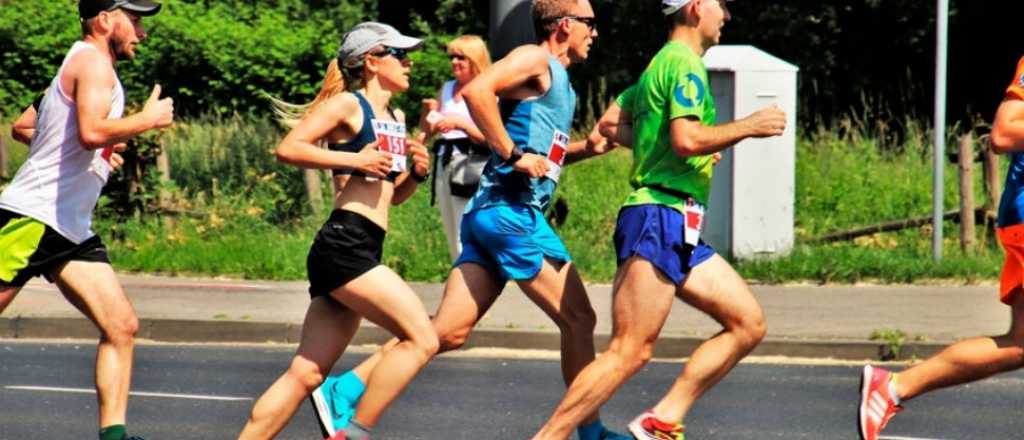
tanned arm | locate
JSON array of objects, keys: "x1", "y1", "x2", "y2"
[
  {"x1": 72, "y1": 50, "x2": 173, "y2": 149},
  {"x1": 274, "y1": 93, "x2": 392, "y2": 176},
  {"x1": 462, "y1": 45, "x2": 552, "y2": 177},
  {"x1": 991, "y1": 99, "x2": 1024, "y2": 154},
  {"x1": 669, "y1": 105, "x2": 786, "y2": 157},
  {"x1": 11, "y1": 105, "x2": 36, "y2": 145}
]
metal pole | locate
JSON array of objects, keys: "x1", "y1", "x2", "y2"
[
  {"x1": 932, "y1": 0, "x2": 949, "y2": 262},
  {"x1": 490, "y1": 0, "x2": 535, "y2": 60}
]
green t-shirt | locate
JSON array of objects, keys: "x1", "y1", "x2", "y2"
[{"x1": 617, "y1": 41, "x2": 717, "y2": 211}]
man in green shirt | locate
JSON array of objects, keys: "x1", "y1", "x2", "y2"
[{"x1": 531, "y1": 1, "x2": 786, "y2": 438}]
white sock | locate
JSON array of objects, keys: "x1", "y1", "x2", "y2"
[{"x1": 887, "y1": 375, "x2": 902, "y2": 406}]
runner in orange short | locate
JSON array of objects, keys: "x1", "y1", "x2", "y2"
[{"x1": 858, "y1": 56, "x2": 1024, "y2": 440}]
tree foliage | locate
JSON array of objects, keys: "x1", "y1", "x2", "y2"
[{"x1": 1, "y1": 0, "x2": 1019, "y2": 128}]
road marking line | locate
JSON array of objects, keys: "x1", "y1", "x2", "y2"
[
  {"x1": 4, "y1": 385, "x2": 252, "y2": 402},
  {"x1": 25, "y1": 281, "x2": 274, "y2": 291},
  {"x1": 127, "y1": 282, "x2": 274, "y2": 291},
  {"x1": 880, "y1": 436, "x2": 950, "y2": 440}
]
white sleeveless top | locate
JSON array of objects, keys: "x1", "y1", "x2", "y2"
[
  {"x1": 439, "y1": 80, "x2": 474, "y2": 141},
  {"x1": 0, "y1": 42, "x2": 125, "y2": 244}
]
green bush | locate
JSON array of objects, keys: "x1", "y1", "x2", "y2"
[
  {"x1": 0, "y1": 0, "x2": 375, "y2": 116},
  {"x1": 6, "y1": 1, "x2": 1014, "y2": 130}
]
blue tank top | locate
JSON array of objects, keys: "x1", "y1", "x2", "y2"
[
  {"x1": 327, "y1": 92, "x2": 401, "y2": 181},
  {"x1": 998, "y1": 152, "x2": 1024, "y2": 227},
  {"x1": 465, "y1": 55, "x2": 577, "y2": 214}
]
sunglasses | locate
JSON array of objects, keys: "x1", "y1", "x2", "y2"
[
  {"x1": 448, "y1": 53, "x2": 467, "y2": 61},
  {"x1": 549, "y1": 16, "x2": 597, "y2": 32},
  {"x1": 370, "y1": 47, "x2": 410, "y2": 62}
]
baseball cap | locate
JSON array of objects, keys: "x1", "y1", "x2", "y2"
[
  {"x1": 662, "y1": 0, "x2": 693, "y2": 15},
  {"x1": 662, "y1": 0, "x2": 732, "y2": 15},
  {"x1": 337, "y1": 22, "x2": 423, "y2": 67},
  {"x1": 79, "y1": 0, "x2": 162, "y2": 20}
]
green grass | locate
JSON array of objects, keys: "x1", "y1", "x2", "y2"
[
  {"x1": 92, "y1": 147, "x2": 634, "y2": 281},
  {"x1": 2, "y1": 115, "x2": 1009, "y2": 283},
  {"x1": 738, "y1": 241, "x2": 1002, "y2": 284},
  {"x1": 100, "y1": 214, "x2": 312, "y2": 280},
  {"x1": 1, "y1": 121, "x2": 29, "y2": 179},
  {"x1": 749, "y1": 121, "x2": 1006, "y2": 284}
]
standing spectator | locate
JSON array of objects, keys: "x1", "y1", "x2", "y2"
[{"x1": 417, "y1": 35, "x2": 492, "y2": 261}]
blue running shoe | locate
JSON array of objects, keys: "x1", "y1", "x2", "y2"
[
  {"x1": 310, "y1": 372, "x2": 365, "y2": 439},
  {"x1": 599, "y1": 427, "x2": 631, "y2": 440},
  {"x1": 578, "y1": 420, "x2": 631, "y2": 440}
]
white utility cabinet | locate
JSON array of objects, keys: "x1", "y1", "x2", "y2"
[{"x1": 702, "y1": 45, "x2": 798, "y2": 259}]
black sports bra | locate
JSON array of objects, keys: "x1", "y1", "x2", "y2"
[{"x1": 327, "y1": 92, "x2": 402, "y2": 181}]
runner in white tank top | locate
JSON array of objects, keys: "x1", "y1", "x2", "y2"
[
  {"x1": 0, "y1": 41, "x2": 126, "y2": 244},
  {"x1": 0, "y1": 2, "x2": 170, "y2": 439}
]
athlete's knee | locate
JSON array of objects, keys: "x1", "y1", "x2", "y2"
[
  {"x1": 723, "y1": 307, "x2": 766, "y2": 350},
  {"x1": 407, "y1": 330, "x2": 440, "y2": 360},
  {"x1": 286, "y1": 358, "x2": 326, "y2": 392},
  {"x1": 437, "y1": 325, "x2": 471, "y2": 353},
  {"x1": 607, "y1": 337, "x2": 654, "y2": 374},
  {"x1": 739, "y1": 313, "x2": 767, "y2": 348},
  {"x1": 100, "y1": 313, "x2": 139, "y2": 346},
  {"x1": 554, "y1": 303, "x2": 597, "y2": 336}
]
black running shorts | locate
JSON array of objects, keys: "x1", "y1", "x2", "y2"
[
  {"x1": 307, "y1": 209, "x2": 385, "y2": 298},
  {"x1": 0, "y1": 208, "x2": 110, "y2": 287}
]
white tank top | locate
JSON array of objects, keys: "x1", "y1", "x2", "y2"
[
  {"x1": 0, "y1": 42, "x2": 125, "y2": 244},
  {"x1": 439, "y1": 80, "x2": 474, "y2": 141}
]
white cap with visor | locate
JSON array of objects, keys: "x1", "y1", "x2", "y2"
[
  {"x1": 661, "y1": 0, "x2": 732, "y2": 16},
  {"x1": 338, "y1": 22, "x2": 423, "y2": 68}
]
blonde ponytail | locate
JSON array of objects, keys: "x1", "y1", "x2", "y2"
[{"x1": 269, "y1": 59, "x2": 346, "y2": 127}]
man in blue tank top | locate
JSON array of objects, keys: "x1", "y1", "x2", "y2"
[
  {"x1": 303, "y1": 1, "x2": 628, "y2": 439},
  {"x1": 449, "y1": 1, "x2": 624, "y2": 438}
]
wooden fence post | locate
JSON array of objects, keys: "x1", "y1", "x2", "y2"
[
  {"x1": 156, "y1": 143, "x2": 171, "y2": 208},
  {"x1": 958, "y1": 134, "x2": 975, "y2": 253},
  {"x1": 0, "y1": 135, "x2": 8, "y2": 179},
  {"x1": 303, "y1": 169, "x2": 322, "y2": 214}
]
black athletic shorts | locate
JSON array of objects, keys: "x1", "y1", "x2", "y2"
[
  {"x1": 0, "y1": 208, "x2": 110, "y2": 288},
  {"x1": 307, "y1": 210, "x2": 385, "y2": 298}
]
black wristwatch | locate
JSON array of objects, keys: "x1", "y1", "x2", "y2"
[
  {"x1": 412, "y1": 169, "x2": 430, "y2": 182},
  {"x1": 505, "y1": 146, "x2": 525, "y2": 166}
]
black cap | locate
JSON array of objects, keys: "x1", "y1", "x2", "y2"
[{"x1": 79, "y1": 0, "x2": 162, "y2": 20}]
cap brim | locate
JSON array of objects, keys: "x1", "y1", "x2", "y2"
[
  {"x1": 662, "y1": 0, "x2": 693, "y2": 15},
  {"x1": 121, "y1": 0, "x2": 162, "y2": 16},
  {"x1": 383, "y1": 35, "x2": 423, "y2": 50}
]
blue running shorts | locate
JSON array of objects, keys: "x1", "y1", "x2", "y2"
[
  {"x1": 614, "y1": 204, "x2": 715, "y2": 285},
  {"x1": 454, "y1": 204, "x2": 571, "y2": 283}
]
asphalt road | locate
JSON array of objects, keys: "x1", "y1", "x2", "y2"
[{"x1": 1, "y1": 342, "x2": 1022, "y2": 439}]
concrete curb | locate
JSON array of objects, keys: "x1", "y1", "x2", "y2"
[{"x1": 0, "y1": 316, "x2": 949, "y2": 361}]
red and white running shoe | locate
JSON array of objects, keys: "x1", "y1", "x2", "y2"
[
  {"x1": 628, "y1": 410, "x2": 685, "y2": 440},
  {"x1": 858, "y1": 365, "x2": 903, "y2": 440}
]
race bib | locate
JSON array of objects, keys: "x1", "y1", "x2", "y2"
[
  {"x1": 89, "y1": 147, "x2": 113, "y2": 182},
  {"x1": 545, "y1": 130, "x2": 569, "y2": 182},
  {"x1": 372, "y1": 119, "x2": 407, "y2": 174},
  {"x1": 684, "y1": 199, "x2": 705, "y2": 246}
]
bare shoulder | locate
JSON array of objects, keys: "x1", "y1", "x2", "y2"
[
  {"x1": 311, "y1": 92, "x2": 365, "y2": 134},
  {"x1": 503, "y1": 45, "x2": 550, "y2": 71},
  {"x1": 321, "y1": 92, "x2": 360, "y2": 113},
  {"x1": 393, "y1": 108, "x2": 406, "y2": 124},
  {"x1": 317, "y1": 93, "x2": 362, "y2": 120},
  {"x1": 66, "y1": 48, "x2": 115, "y2": 87}
]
